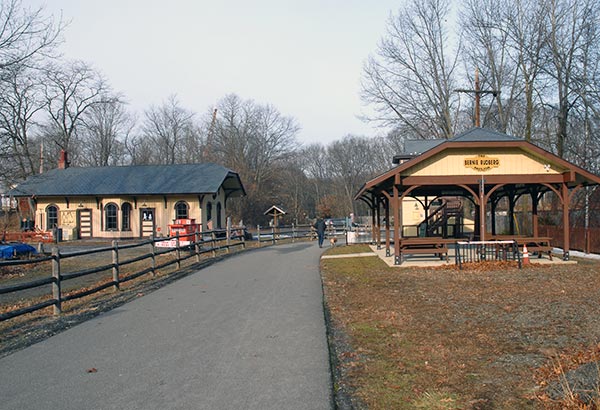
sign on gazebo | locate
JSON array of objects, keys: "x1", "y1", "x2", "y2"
[{"x1": 464, "y1": 154, "x2": 500, "y2": 172}]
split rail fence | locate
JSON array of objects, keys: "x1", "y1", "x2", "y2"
[
  {"x1": 0, "y1": 229, "x2": 247, "y2": 322},
  {"x1": 0, "y1": 224, "x2": 323, "y2": 322}
]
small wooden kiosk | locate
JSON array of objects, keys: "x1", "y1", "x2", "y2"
[
  {"x1": 264, "y1": 205, "x2": 286, "y2": 228},
  {"x1": 355, "y1": 128, "x2": 600, "y2": 264}
]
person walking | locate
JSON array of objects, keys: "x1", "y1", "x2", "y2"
[{"x1": 314, "y1": 218, "x2": 326, "y2": 248}]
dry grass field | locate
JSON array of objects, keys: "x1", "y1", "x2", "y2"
[{"x1": 322, "y1": 245, "x2": 600, "y2": 409}]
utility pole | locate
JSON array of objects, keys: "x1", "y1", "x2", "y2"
[
  {"x1": 39, "y1": 140, "x2": 44, "y2": 174},
  {"x1": 455, "y1": 68, "x2": 499, "y2": 127}
]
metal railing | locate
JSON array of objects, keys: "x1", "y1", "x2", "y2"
[{"x1": 455, "y1": 240, "x2": 521, "y2": 269}]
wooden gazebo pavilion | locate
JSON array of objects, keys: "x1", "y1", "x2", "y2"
[{"x1": 355, "y1": 128, "x2": 600, "y2": 264}]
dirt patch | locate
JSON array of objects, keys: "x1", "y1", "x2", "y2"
[
  {"x1": 321, "y1": 255, "x2": 600, "y2": 409},
  {"x1": 326, "y1": 244, "x2": 373, "y2": 256}
]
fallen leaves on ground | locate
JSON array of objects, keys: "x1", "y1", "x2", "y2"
[{"x1": 322, "y1": 256, "x2": 600, "y2": 409}]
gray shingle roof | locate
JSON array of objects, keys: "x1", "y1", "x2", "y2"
[
  {"x1": 393, "y1": 128, "x2": 523, "y2": 164},
  {"x1": 404, "y1": 139, "x2": 445, "y2": 155},
  {"x1": 450, "y1": 127, "x2": 521, "y2": 142},
  {"x1": 10, "y1": 163, "x2": 245, "y2": 197}
]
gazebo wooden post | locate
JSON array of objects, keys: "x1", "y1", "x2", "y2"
[
  {"x1": 531, "y1": 189, "x2": 540, "y2": 237},
  {"x1": 491, "y1": 197, "x2": 497, "y2": 236},
  {"x1": 376, "y1": 197, "x2": 382, "y2": 249},
  {"x1": 423, "y1": 196, "x2": 430, "y2": 236},
  {"x1": 479, "y1": 177, "x2": 486, "y2": 241},
  {"x1": 393, "y1": 180, "x2": 401, "y2": 265},
  {"x1": 508, "y1": 193, "x2": 516, "y2": 235},
  {"x1": 370, "y1": 196, "x2": 377, "y2": 244},
  {"x1": 385, "y1": 196, "x2": 391, "y2": 256},
  {"x1": 562, "y1": 182, "x2": 570, "y2": 260}
]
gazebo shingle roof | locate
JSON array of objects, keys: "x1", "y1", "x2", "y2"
[
  {"x1": 395, "y1": 128, "x2": 522, "y2": 164},
  {"x1": 451, "y1": 127, "x2": 520, "y2": 142}
]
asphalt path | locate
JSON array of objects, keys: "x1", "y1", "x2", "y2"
[{"x1": 0, "y1": 242, "x2": 332, "y2": 410}]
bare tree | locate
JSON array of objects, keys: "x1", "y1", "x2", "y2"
[
  {"x1": 361, "y1": 0, "x2": 460, "y2": 139},
  {"x1": 270, "y1": 156, "x2": 314, "y2": 224},
  {"x1": 141, "y1": 95, "x2": 197, "y2": 165},
  {"x1": 327, "y1": 135, "x2": 390, "y2": 215},
  {"x1": 247, "y1": 103, "x2": 300, "y2": 190},
  {"x1": 301, "y1": 143, "x2": 328, "y2": 204},
  {"x1": 79, "y1": 98, "x2": 134, "y2": 166},
  {"x1": 124, "y1": 131, "x2": 154, "y2": 166},
  {"x1": 0, "y1": 0, "x2": 63, "y2": 71},
  {"x1": 505, "y1": 0, "x2": 548, "y2": 141},
  {"x1": 0, "y1": 0, "x2": 63, "y2": 188},
  {"x1": 213, "y1": 94, "x2": 299, "y2": 188},
  {"x1": 211, "y1": 94, "x2": 255, "y2": 174},
  {"x1": 543, "y1": 0, "x2": 599, "y2": 157},
  {"x1": 211, "y1": 94, "x2": 300, "y2": 223},
  {"x1": 0, "y1": 64, "x2": 44, "y2": 185},
  {"x1": 460, "y1": 0, "x2": 522, "y2": 133},
  {"x1": 42, "y1": 60, "x2": 115, "y2": 159}
]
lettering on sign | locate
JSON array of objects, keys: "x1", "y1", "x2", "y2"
[{"x1": 464, "y1": 154, "x2": 500, "y2": 172}]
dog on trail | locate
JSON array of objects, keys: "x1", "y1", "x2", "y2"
[{"x1": 329, "y1": 237, "x2": 338, "y2": 247}]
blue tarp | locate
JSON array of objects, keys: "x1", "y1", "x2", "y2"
[{"x1": 0, "y1": 243, "x2": 37, "y2": 259}]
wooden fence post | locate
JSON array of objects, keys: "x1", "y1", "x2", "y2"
[
  {"x1": 52, "y1": 247, "x2": 61, "y2": 315},
  {"x1": 586, "y1": 228, "x2": 591, "y2": 254},
  {"x1": 226, "y1": 225, "x2": 231, "y2": 254},
  {"x1": 272, "y1": 226, "x2": 276, "y2": 244},
  {"x1": 226, "y1": 217, "x2": 231, "y2": 252},
  {"x1": 112, "y1": 240, "x2": 120, "y2": 291},
  {"x1": 195, "y1": 231, "x2": 201, "y2": 262},
  {"x1": 257, "y1": 225, "x2": 261, "y2": 247},
  {"x1": 211, "y1": 230, "x2": 217, "y2": 258},
  {"x1": 150, "y1": 235, "x2": 156, "y2": 277},
  {"x1": 176, "y1": 233, "x2": 181, "y2": 270}
]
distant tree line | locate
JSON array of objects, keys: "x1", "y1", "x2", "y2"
[
  {"x1": 0, "y1": 0, "x2": 393, "y2": 226},
  {"x1": 2, "y1": 0, "x2": 600, "y2": 226}
]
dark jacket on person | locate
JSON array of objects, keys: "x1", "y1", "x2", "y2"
[{"x1": 314, "y1": 219, "x2": 326, "y2": 234}]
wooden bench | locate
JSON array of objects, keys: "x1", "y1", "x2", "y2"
[
  {"x1": 488, "y1": 236, "x2": 553, "y2": 260},
  {"x1": 398, "y1": 238, "x2": 452, "y2": 263},
  {"x1": 516, "y1": 237, "x2": 553, "y2": 260}
]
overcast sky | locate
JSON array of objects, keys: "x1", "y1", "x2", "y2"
[{"x1": 29, "y1": 0, "x2": 403, "y2": 145}]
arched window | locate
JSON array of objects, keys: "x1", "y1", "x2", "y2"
[
  {"x1": 206, "y1": 201, "x2": 212, "y2": 222},
  {"x1": 216, "y1": 202, "x2": 222, "y2": 229},
  {"x1": 46, "y1": 205, "x2": 59, "y2": 230},
  {"x1": 175, "y1": 201, "x2": 189, "y2": 220},
  {"x1": 105, "y1": 203, "x2": 118, "y2": 231},
  {"x1": 122, "y1": 202, "x2": 132, "y2": 231}
]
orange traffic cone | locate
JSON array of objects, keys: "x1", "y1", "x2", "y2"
[{"x1": 522, "y1": 244, "x2": 530, "y2": 265}]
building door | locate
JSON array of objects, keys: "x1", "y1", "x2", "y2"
[
  {"x1": 140, "y1": 208, "x2": 155, "y2": 238},
  {"x1": 77, "y1": 209, "x2": 92, "y2": 239}
]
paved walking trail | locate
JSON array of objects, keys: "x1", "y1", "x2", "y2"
[{"x1": 0, "y1": 242, "x2": 332, "y2": 410}]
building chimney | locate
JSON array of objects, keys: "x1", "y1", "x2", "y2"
[{"x1": 58, "y1": 150, "x2": 69, "y2": 169}]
